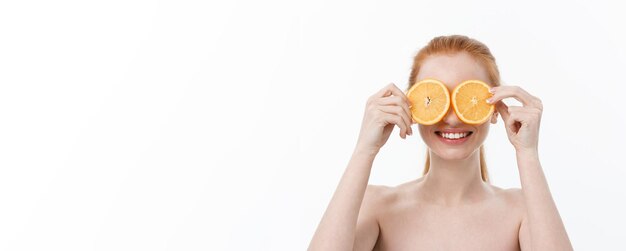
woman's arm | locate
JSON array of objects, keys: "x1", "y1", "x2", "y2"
[
  {"x1": 308, "y1": 83, "x2": 412, "y2": 251},
  {"x1": 517, "y1": 150, "x2": 573, "y2": 250},
  {"x1": 308, "y1": 150, "x2": 378, "y2": 251},
  {"x1": 490, "y1": 86, "x2": 573, "y2": 250}
]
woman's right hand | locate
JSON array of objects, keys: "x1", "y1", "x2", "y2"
[{"x1": 354, "y1": 83, "x2": 413, "y2": 155}]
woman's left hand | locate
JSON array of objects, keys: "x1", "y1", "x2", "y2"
[{"x1": 487, "y1": 86, "x2": 543, "y2": 153}]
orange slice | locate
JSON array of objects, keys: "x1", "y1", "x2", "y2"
[
  {"x1": 451, "y1": 80, "x2": 494, "y2": 125},
  {"x1": 406, "y1": 79, "x2": 450, "y2": 125}
]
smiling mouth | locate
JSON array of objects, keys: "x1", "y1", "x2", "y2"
[{"x1": 435, "y1": 131, "x2": 473, "y2": 140}]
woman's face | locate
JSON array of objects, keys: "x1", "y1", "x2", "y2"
[{"x1": 415, "y1": 52, "x2": 497, "y2": 160}]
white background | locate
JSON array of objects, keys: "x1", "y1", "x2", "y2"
[{"x1": 1, "y1": 0, "x2": 625, "y2": 250}]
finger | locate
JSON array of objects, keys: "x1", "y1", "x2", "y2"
[
  {"x1": 378, "y1": 105, "x2": 412, "y2": 135},
  {"x1": 382, "y1": 113, "x2": 408, "y2": 139},
  {"x1": 378, "y1": 105, "x2": 410, "y2": 127},
  {"x1": 507, "y1": 105, "x2": 524, "y2": 113},
  {"x1": 507, "y1": 106, "x2": 542, "y2": 124},
  {"x1": 378, "y1": 96, "x2": 411, "y2": 123},
  {"x1": 387, "y1": 83, "x2": 410, "y2": 103},
  {"x1": 508, "y1": 106, "x2": 542, "y2": 115},
  {"x1": 372, "y1": 84, "x2": 392, "y2": 98},
  {"x1": 506, "y1": 112, "x2": 520, "y2": 133},
  {"x1": 374, "y1": 83, "x2": 406, "y2": 99},
  {"x1": 488, "y1": 86, "x2": 538, "y2": 108},
  {"x1": 508, "y1": 108, "x2": 540, "y2": 125},
  {"x1": 495, "y1": 101, "x2": 510, "y2": 122},
  {"x1": 507, "y1": 111, "x2": 530, "y2": 134},
  {"x1": 378, "y1": 96, "x2": 410, "y2": 111}
]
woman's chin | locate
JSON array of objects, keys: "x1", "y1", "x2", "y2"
[{"x1": 431, "y1": 148, "x2": 476, "y2": 160}]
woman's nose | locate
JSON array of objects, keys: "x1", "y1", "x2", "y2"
[{"x1": 442, "y1": 106, "x2": 462, "y2": 126}]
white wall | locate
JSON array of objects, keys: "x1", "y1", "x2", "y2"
[{"x1": 1, "y1": 0, "x2": 625, "y2": 250}]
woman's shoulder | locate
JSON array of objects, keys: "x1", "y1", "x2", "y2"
[
  {"x1": 362, "y1": 182, "x2": 413, "y2": 213},
  {"x1": 488, "y1": 184, "x2": 526, "y2": 209},
  {"x1": 364, "y1": 184, "x2": 399, "y2": 205},
  {"x1": 363, "y1": 179, "x2": 422, "y2": 208}
]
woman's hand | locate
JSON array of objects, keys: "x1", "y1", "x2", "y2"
[
  {"x1": 488, "y1": 86, "x2": 543, "y2": 153},
  {"x1": 354, "y1": 83, "x2": 413, "y2": 155}
]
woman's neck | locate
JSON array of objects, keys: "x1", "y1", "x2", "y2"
[{"x1": 417, "y1": 149, "x2": 493, "y2": 206}]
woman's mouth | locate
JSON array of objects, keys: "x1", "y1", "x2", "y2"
[{"x1": 435, "y1": 131, "x2": 473, "y2": 144}]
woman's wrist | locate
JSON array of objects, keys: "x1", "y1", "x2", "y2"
[
  {"x1": 515, "y1": 148, "x2": 540, "y2": 161},
  {"x1": 352, "y1": 145, "x2": 379, "y2": 159},
  {"x1": 515, "y1": 149, "x2": 542, "y2": 179}
]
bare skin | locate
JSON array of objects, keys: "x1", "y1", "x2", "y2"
[
  {"x1": 308, "y1": 52, "x2": 573, "y2": 251},
  {"x1": 356, "y1": 180, "x2": 526, "y2": 250}
]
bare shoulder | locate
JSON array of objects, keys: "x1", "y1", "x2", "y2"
[
  {"x1": 363, "y1": 180, "x2": 420, "y2": 211},
  {"x1": 361, "y1": 183, "x2": 407, "y2": 214},
  {"x1": 363, "y1": 184, "x2": 398, "y2": 205},
  {"x1": 489, "y1": 185, "x2": 526, "y2": 210}
]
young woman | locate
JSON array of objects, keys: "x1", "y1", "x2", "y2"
[{"x1": 308, "y1": 35, "x2": 573, "y2": 250}]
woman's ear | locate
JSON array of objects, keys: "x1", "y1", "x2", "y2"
[{"x1": 490, "y1": 111, "x2": 498, "y2": 124}]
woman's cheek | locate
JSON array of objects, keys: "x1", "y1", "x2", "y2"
[{"x1": 417, "y1": 125, "x2": 435, "y2": 146}]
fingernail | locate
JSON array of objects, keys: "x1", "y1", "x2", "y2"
[
  {"x1": 486, "y1": 98, "x2": 493, "y2": 104},
  {"x1": 489, "y1": 88, "x2": 495, "y2": 93}
]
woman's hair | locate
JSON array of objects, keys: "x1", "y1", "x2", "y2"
[{"x1": 407, "y1": 35, "x2": 501, "y2": 183}]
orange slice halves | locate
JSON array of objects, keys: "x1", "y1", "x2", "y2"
[
  {"x1": 451, "y1": 80, "x2": 494, "y2": 125},
  {"x1": 406, "y1": 79, "x2": 450, "y2": 125}
]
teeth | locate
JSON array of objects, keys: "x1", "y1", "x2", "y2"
[{"x1": 440, "y1": 132, "x2": 470, "y2": 139}]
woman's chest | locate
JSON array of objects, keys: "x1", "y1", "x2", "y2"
[{"x1": 374, "y1": 201, "x2": 522, "y2": 251}]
